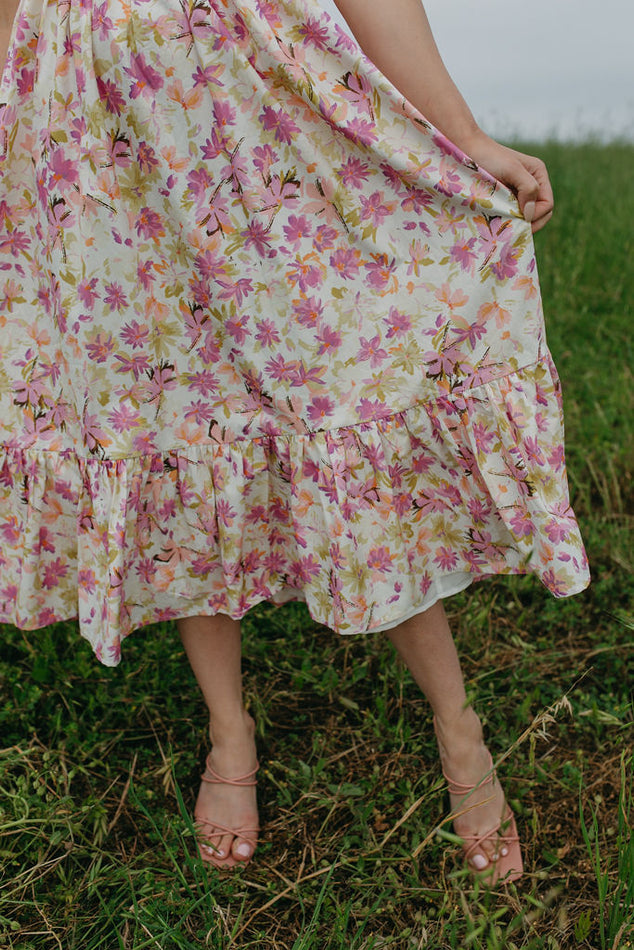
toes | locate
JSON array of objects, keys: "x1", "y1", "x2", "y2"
[
  {"x1": 233, "y1": 838, "x2": 254, "y2": 862},
  {"x1": 469, "y1": 850, "x2": 490, "y2": 871}
]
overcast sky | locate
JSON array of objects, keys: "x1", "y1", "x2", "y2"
[{"x1": 320, "y1": 0, "x2": 634, "y2": 142}]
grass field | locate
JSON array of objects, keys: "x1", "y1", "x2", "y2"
[{"x1": 1, "y1": 142, "x2": 633, "y2": 950}]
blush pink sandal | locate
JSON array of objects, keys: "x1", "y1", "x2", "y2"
[
  {"x1": 442, "y1": 754, "x2": 523, "y2": 886},
  {"x1": 194, "y1": 754, "x2": 260, "y2": 869}
]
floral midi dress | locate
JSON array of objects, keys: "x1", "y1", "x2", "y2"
[{"x1": 0, "y1": 0, "x2": 590, "y2": 665}]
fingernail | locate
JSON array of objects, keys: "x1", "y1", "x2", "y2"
[
  {"x1": 501, "y1": 847, "x2": 509, "y2": 857},
  {"x1": 236, "y1": 843, "x2": 252, "y2": 858},
  {"x1": 524, "y1": 201, "x2": 536, "y2": 223},
  {"x1": 471, "y1": 853, "x2": 489, "y2": 870}
]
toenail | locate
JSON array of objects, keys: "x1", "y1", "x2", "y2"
[
  {"x1": 471, "y1": 853, "x2": 489, "y2": 870},
  {"x1": 236, "y1": 843, "x2": 252, "y2": 858}
]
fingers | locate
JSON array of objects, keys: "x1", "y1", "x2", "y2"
[{"x1": 514, "y1": 151, "x2": 554, "y2": 232}]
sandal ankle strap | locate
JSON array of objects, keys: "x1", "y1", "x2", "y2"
[{"x1": 201, "y1": 754, "x2": 259, "y2": 787}]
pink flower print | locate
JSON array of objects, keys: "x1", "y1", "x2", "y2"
[
  {"x1": 16, "y1": 67, "x2": 35, "y2": 96},
  {"x1": 367, "y1": 545, "x2": 394, "y2": 574},
  {"x1": 522, "y1": 435, "x2": 545, "y2": 465},
  {"x1": 145, "y1": 362, "x2": 177, "y2": 407},
  {"x1": 307, "y1": 395, "x2": 335, "y2": 424},
  {"x1": 293, "y1": 296, "x2": 324, "y2": 327},
  {"x1": 490, "y1": 243, "x2": 520, "y2": 280},
  {"x1": 203, "y1": 189, "x2": 231, "y2": 235},
  {"x1": 401, "y1": 186, "x2": 434, "y2": 214},
  {"x1": 364, "y1": 254, "x2": 397, "y2": 292},
  {"x1": 108, "y1": 132, "x2": 132, "y2": 168},
  {"x1": 259, "y1": 106, "x2": 300, "y2": 145},
  {"x1": 255, "y1": 319, "x2": 281, "y2": 347},
  {"x1": 127, "y1": 52, "x2": 164, "y2": 100},
  {"x1": 290, "y1": 554, "x2": 321, "y2": 584},
  {"x1": 42, "y1": 557, "x2": 68, "y2": 590},
  {"x1": 0, "y1": 516, "x2": 21, "y2": 543},
  {"x1": 434, "y1": 547, "x2": 459, "y2": 570},
  {"x1": 225, "y1": 315, "x2": 250, "y2": 344},
  {"x1": 359, "y1": 190, "x2": 395, "y2": 227},
  {"x1": 467, "y1": 497, "x2": 492, "y2": 523},
  {"x1": 78, "y1": 569, "x2": 97, "y2": 594},
  {"x1": 544, "y1": 518, "x2": 571, "y2": 544},
  {"x1": 253, "y1": 144, "x2": 276, "y2": 178},
  {"x1": 137, "y1": 260, "x2": 156, "y2": 290},
  {"x1": 472, "y1": 422, "x2": 496, "y2": 454},
  {"x1": 342, "y1": 118, "x2": 378, "y2": 147},
  {"x1": 92, "y1": 1, "x2": 114, "y2": 37},
  {"x1": 121, "y1": 320, "x2": 150, "y2": 350},
  {"x1": 337, "y1": 157, "x2": 371, "y2": 189},
  {"x1": 541, "y1": 569, "x2": 569, "y2": 597},
  {"x1": 384, "y1": 306, "x2": 412, "y2": 339},
  {"x1": 0, "y1": 229, "x2": 30, "y2": 256},
  {"x1": 187, "y1": 167, "x2": 213, "y2": 199},
  {"x1": 241, "y1": 220, "x2": 274, "y2": 257},
  {"x1": 104, "y1": 282, "x2": 128, "y2": 311},
  {"x1": 424, "y1": 349, "x2": 457, "y2": 379},
  {"x1": 213, "y1": 99, "x2": 237, "y2": 129},
  {"x1": 48, "y1": 149, "x2": 79, "y2": 190},
  {"x1": 548, "y1": 444, "x2": 565, "y2": 471},
  {"x1": 185, "y1": 369, "x2": 220, "y2": 397},
  {"x1": 218, "y1": 277, "x2": 253, "y2": 306},
  {"x1": 336, "y1": 72, "x2": 374, "y2": 116},
  {"x1": 201, "y1": 128, "x2": 231, "y2": 160},
  {"x1": 329, "y1": 248, "x2": 362, "y2": 280},
  {"x1": 313, "y1": 225, "x2": 338, "y2": 251},
  {"x1": 316, "y1": 325, "x2": 342, "y2": 355},
  {"x1": 86, "y1": 331, "x2": 115, "y2": 363},
  {"x1": 135, "y1": 207, "x2": 165, "y2": 241},
  {"x1": 184, "y1": 400, "x2": 215, "y2": 425},
  {"x1": 82, "y1": 412, "x2": 111, "y2": 454},
  {"x1": 286, "y1": 255, "x2": 323, "y2": 292},
  {"x1": 357, "y1": 397, "x2": 390, "y2": 421},
  {"x1": 450, "y1": 237, "x2": 478, "y2": 272},
  {"x1": 96, "y1": 77, "x2": 125, "y2": 115},
  {"x1": 173, "y1": 0, "x2": 213, "y2": 53},
  {"x1": 136, "y1": 558, "x2": 157, "y2": 583},
  {"x1": 78, "y1": 278, "x2": 100, "y2": 308},
  {"x1": 115, "y1": 353, "x2": 152, "y2": 380},
  {"x1": 107, "y1": 402, "x2": 142, "y2": 432},
  {"x1": 265, "y1": 355, "x2": 297, "y2": 383},
  {"x1": 192, "y1": 64, "x2": 225, "y2": 88},
  {"x1": 509, "y1": 509, "x2": 533, "y2": 538},
  {"x1": 298, "y1": 17, "x2": 330, "y2": 50},
  {"x1": 283, "y1": 215, "x2": 313, "y2": 249},
  {"x1": 435, "y1": 158, "x2": 463, "y2": 197},
  {"x1": 357, "y1": 334, "x2": 388, "y2": 368}
]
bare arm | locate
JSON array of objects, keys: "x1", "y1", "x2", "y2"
[
  {"x1": 1, "y1": 0, "x2": 21, "y2": 74},
  {"x1": 334, "y1": 0, "x2": 554, "y2": 232}
]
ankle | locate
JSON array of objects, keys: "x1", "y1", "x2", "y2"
[
  {"x1": 208, "y1": 709, "x2": 255, "y2": 749},
  {"x1": 434, "y1": 707, "x2": 484, "y2": 757}
]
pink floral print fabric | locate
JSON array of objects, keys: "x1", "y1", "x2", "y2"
[{"x1": 0, "y1": 0, "x2": 589, "y2": 665}]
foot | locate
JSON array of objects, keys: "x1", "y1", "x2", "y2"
[
  {"x1": 194, "y1": 710, "x2": 259, "y2": 868},
  {"x1": 434, "y1": 709, "x2": 521, "y2": 882}
]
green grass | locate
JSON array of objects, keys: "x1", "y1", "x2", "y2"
[{"x1": 1, "y1": 142, "x2": 633, "y2": 949}]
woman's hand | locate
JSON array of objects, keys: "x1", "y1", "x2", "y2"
[{"x1": 459, "y1": 130, "x2": 554, "y2": 234}]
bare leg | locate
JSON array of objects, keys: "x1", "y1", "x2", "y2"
[
  {"x1": 386, "y1": 601, "x2": 510, "y2": 871},
  {"x1": 178, "y1": 613, "x2": 259, "y2": 865}
]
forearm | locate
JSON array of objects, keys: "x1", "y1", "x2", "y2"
[
  {"x1": 1, "y1": 0, "x2": 20, "y2": 71},
  {"x1": 333, "y1": 0, "x2": 482, "y2": 152}
]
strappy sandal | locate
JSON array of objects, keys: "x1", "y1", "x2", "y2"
[
  {"x1": 441, "y1": 753, "x2": 523, "y2": 886},
  {"x1": 194, "y1": 754, "x2": 260, "y2": 869}
]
